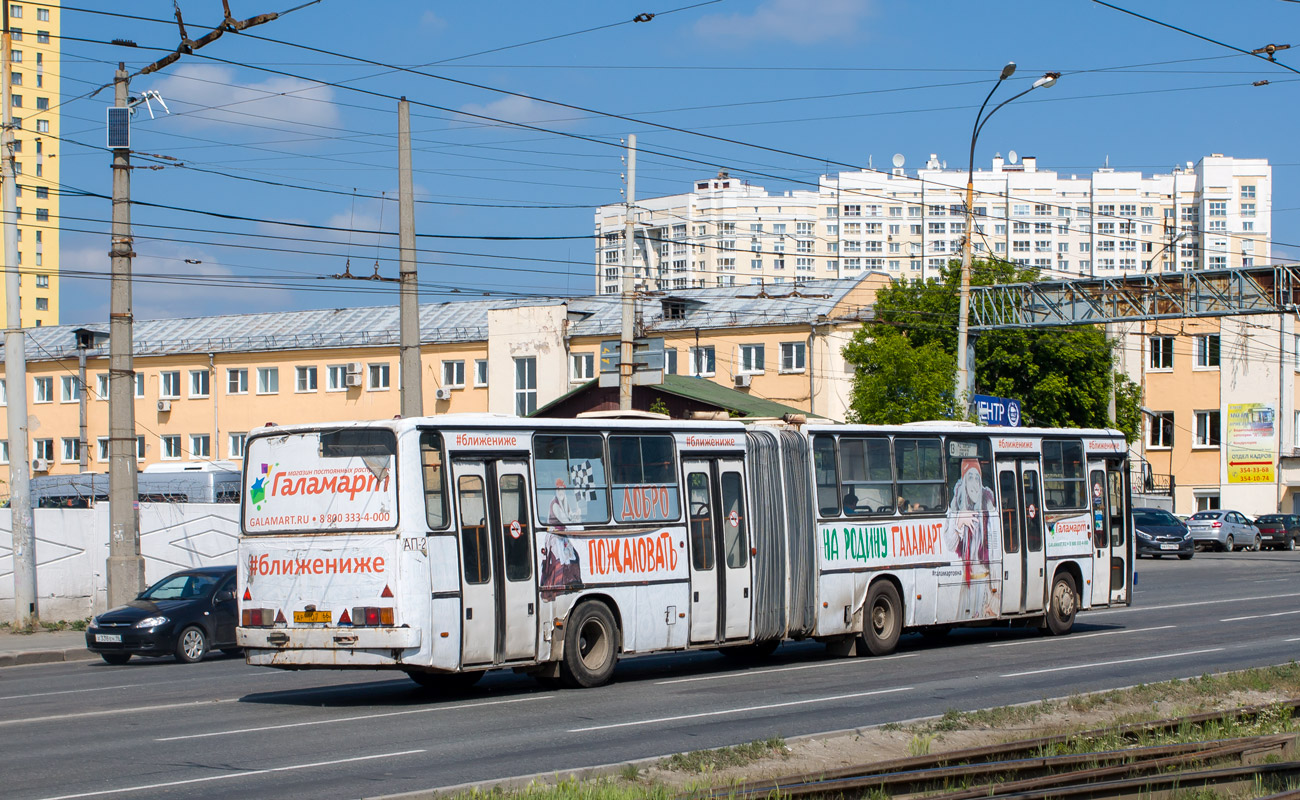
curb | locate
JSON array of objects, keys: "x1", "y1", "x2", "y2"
[{"x1": 0, "y1": 646, "x2": 97, "y2": 668}]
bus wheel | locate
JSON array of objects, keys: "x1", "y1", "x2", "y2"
[
  {"x1": 407, "y1": 670, "x2": 483, "y2": 691},
  {"x1": 860, "y1": 581, "x2": 903, "y2": 656},
  {"x1": 560, "y1": 602, "x2": 619, "y2": 688},
  {"x1": 1045, "y1": 573, "x2": 1078, "y2": 636}
]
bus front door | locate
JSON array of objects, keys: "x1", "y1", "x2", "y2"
[
  {"x1": 453, "y1": 459, "x2": 538, "y2": 667},
  {"x1": 1088, "y1": 467, "x2": 1111, "y2": 607},
  {"x1": 997, "y1": 458, "x2": 1046, "y2": 615},
  {"x1": 684, "y1": 458, "x2": 753, "y2": 644},
  {"x1": 1107, "y1": 462, "x2": 1130, "y2": 605}
]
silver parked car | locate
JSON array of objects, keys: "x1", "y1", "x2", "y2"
[{"x1": 1187, "y1": 509, "x2": 1261, "y2": 552}]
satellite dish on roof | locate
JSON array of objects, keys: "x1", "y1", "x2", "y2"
[
  {"x1": 1007, "y1": 149, "x2": 1020, "y2": 165},
  {"x1": 892, "y1": 153, "x2": 905, "y2": 168}
]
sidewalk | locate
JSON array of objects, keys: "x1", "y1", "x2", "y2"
[{"x1": 0, "y1": 629, "x2": 95, "y2": 667}]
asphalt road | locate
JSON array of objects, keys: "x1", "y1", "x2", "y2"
[{"x1": 3, "y1": 549, "x2": 1298, "y2": 800}]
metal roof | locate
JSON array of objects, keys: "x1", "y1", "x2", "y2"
[{"x1": 4, "y1": 275, "x2": 875, "y2": 364}]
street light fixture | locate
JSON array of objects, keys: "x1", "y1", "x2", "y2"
[{"x1": 954, "y1": 66, "x2": 1060, "y2": 415}]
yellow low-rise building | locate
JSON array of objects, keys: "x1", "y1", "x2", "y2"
[{"x1": 0, "y1": 275, "x2": 885, "y2": 489}]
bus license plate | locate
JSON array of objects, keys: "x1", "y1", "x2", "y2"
[
  {"x1": 294, "y1": 611, "x2": 332, "y2": 624},
  {"x1": 1160, "y1": 544, "x2": 1178, "y2": 550},
  {"x1": 95, "y1": 634, "x2": 122, "y2": 643}
]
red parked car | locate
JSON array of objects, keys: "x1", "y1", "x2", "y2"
[{"x1": 1253, "y1": 514, "x2": 1300, "y2": 551}]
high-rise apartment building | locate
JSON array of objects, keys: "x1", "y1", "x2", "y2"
[
  {"x1": 2, "y1": 1, "x2": 59, "y2": 326},
  {"x1": 594, "y1": 154, "x2": 1271, "y2": 293}
]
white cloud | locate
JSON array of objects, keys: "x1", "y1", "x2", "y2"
[
  {"x1": 454, "y1": 95, "x2": 572, "y2": 130},
  {"x1": 147, "y1": 63, "x2": 341, "y2": 133},
  {"x1": 694, "y1": 0, "x2": 872, "y2": 45},
  {"x1": 420, "y1": 11, "x2": 447, "y2": 32}
]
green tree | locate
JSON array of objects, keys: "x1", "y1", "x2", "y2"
[{"x1": 844, "y1": 258, "x2": 1139, "y2": 440}]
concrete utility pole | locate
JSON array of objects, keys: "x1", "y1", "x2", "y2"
[
  {"x1": 3, "y1": 1, "x2": 35, "y2": 626},
  {"x1": 619, "y1": 135, "x2": 637, "y2": 411},
  {"x1": 106, "y1": 63, "x2": 144, "y2": 609},
  {"x1": 397, "y1": 97, "x2": 421, "y2": 418}
]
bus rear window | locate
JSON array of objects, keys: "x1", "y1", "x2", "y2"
[{"x1": 321, "y1": 429, "x2": 396, "y2": 458}]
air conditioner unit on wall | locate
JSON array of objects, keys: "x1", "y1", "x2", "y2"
[
  {"x1": 434, "y1": 387, "x2": 452, "y2": 401},
  {"x1": 345, "y1": 373, "x2": 363, "y2": 387},
  {"x1": 345, "y1": 361, "x2": 363, "y2": 375},
  {"x1": 733, "y1": 373, "x2": 752, "y2": 388},
  {"x1": 31, "y1": 457, "x2": 49, "y2": 472},
  {"x1": 157, "y1": 399, "x2": 172, "y2": 412}
]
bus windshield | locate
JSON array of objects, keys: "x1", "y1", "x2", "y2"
[{"x1": 242, "y1": 428, "x2": 398, "y2": 535}]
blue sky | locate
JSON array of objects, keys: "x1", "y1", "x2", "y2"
[{"x1": 51, "y1": 0, "x2": 1300, "y2": 323}]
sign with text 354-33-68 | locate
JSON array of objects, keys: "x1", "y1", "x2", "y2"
[{"x1": 1226, "y1": 403, "x2": 1275, "y2": 484}]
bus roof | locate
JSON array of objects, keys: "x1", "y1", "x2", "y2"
[{"x1": 249, "y1": 413, "x2": 750, "y2": 438}]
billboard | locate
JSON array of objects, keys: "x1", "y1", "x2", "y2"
[{"x1": 1226, "y1": 403, "x2": 1275, "y2": 484}]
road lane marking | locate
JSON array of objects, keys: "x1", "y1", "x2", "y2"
[
  {"x1": 655, "y1": 652, "x2": 918, "y2": 685},
  {"x1": 155, "y1": 695, "x2": 548, "y2": 741},
  {"x1": 35, "y1": 749, "x2": 426, "y2": 800},
  {"x1": 1220, "y1": 609, "x2": 1300, "y2": 623},
  {"x1": 1287, "y1": 637, "x2": 1300, "y2": 643},
  {"x1": 0, "y1": 683, "x2": 151, "y2": 701},
  {"x1": 986, "y1": 625, "x2": 1176, "y2": 648},
  {"x1": 1001, "y1": 648, "x2": 1224, "y2": 678},
  {"x1": 0, "y1": 699, "x2": 238, "y2": 727},
  {"x1": 1087, "y1": 592, "x2": 1300, "y2": 616},
  {"x1": 569, "y1": 686, "x2": 912, "y2": 733}
]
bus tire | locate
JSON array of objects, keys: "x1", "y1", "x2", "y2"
[
  {"x1": 860, "y1": 581, "x2": 903, "y2": 656},
  {"x1": 560, "y1": 601, "x2": 619, "y2": 688},
  {"x1": 1045, "y1": 572, "x2": 1078, "y2": 636}
]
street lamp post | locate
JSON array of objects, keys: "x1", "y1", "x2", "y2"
[{"x1": 954, "y1": 64, "x2": 1059, "y2": 414}]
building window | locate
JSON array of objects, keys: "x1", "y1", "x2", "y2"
[
  {"x1": 0, "y1": 377, "x2": 5, "y2": 405},
  {"x1": 35, "y1": 273, "x2": 47, "y2": 288},
  {"x1": 1194, "y1": 334, "x2": 1220, "y2": 368},
  {"x1": 188, "y1": 434, "x2": 210, "y2": 459},
  {"x1": 442, "y1": 359, "x2": 466, "y2": 388},
  {"x1": 60, "y1": 375, "x2": 79, "y2": 402},
  {"x1": 160, "y1": 370, "x2": 181, "y2": 399},
  {"x1": 689, "y1": 346, "x2": 716, "y2": 377},
  {"x1": 161, "y1": 435, "x2": 182, "y2": 460},
  {"x1": 780, "y1": 341, "x2": 806, "y2": 373},
  {"x1": 189, "y1": 369, "x2": 209, "y2": 398},
  {"x1": 97, "y1": 437, "x2": 109, "y2": 462},
  {"x1": 229, "y1": 432, "x2": 247, "y2": 459},
  {"x1": 1195, "y1": 494, "x2": 1221, "y2": 512},
  {"x1": 738, "y1": 343, "x2": 765, "y2": 374},
  {"x1": 227, "y1": 368, "x2": 248, "y2": 394},
  {"x1": 256, "y1": 367, "x2": 279, "y2": 394},
  {"x1": 1149, "y1": 336, "x2": 1174, "y2": 370},
  {"x1": 514, "y1": 356, "x2": 537, "y2": 416},
  {"x1": 33, "y1": 375, "x2": 51, "y2": 402},
  {"x1": 327, "y1": 364, "x2": 347, "y2": 391},
  {"x1": 569, "y1": 352, "x2": 594, "y2": 383},
  {"x1": 37, "y1": 8, "x2": 47, "y2": 22},
  {"x1": 368, "y1": 363, "x2": 390, "y2": 390},
  {"x1": 34, "y1": 296, "x2": 46, "y2": 310},
  {"x1": 61, "y1": 437, "x2": 80, "y2": 463},
  {"x1": 1194, "y1": 411, "x2": 1221, "y2": 447},
  {"x1": 1208, "y1": 200, "x2": 1227, "y2": 217},
  {"x1": 665, "y1": 348, "x2": 678, "y2": 375},
  {"x1": 1148, "y1": 412, "x2": 1174, "y2": 449},
  {"x1": 33, "y1": 438, "x2": 52, "y2": 461},
  {"x1": 295, "y1": 365, "x2": 317, "y2": 392},
  {"x1": 474, "y1": 359, "x2": 488, "y2": 387}
]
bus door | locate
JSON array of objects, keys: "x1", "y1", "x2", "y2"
[
  {"x1": 1087, "y1": 467, "x2": 1111, "y2": 607},
  {"x1": 684, "y1": 458, "x2": 752, "y2": 644},
  {"x1": 1107, "y1": 461, "x2": 1130, "y2": 604},
  {"x1": 452, "y1": 459, "x2": 538, "y2": 667},
  {"x1": 996, "y1": 458, "x2": 1046, "y2": 614}
]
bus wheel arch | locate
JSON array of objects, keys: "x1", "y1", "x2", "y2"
[
  {"x1": 858, "y1": 576, "x2": 904, "y2": 657},
  {"x1": 558, "y1": 597, "x2": 621, "y2": 688}
]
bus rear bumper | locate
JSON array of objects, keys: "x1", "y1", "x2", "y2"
[{"x1": 238, "y1": 626, "x2": 421, "y2": 653}]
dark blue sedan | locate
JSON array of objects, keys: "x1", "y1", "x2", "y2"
[
  {"x1": 1133, "y1": 507, "x2": 1194, "y2": 560},
  {"x1": 85, "y1": 566, "x2": 238, "y2": 664}
]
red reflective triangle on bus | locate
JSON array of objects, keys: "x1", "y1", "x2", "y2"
[
  {"x1": 338, "y1": 608, "x2": 351, "y2": 625},
  {"x1": 380, "y1": 585, "x2": 394, "y2": 599},
  {"x1": 243, "y1": 588, "x2": 252, "y2": 602},
  {"x1": 275, "y1": 609, "x2": 286, "y2": 624}
]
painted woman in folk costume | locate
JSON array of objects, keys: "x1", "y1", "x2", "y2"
[{"x1": 940, "y1": 458, "x2": 1000, "y2": 620}]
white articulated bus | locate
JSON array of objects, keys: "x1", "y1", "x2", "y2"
[{"x1": 237, "y1": 415, "x2": 1131, "y2": 688}]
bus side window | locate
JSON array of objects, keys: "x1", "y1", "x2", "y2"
[
  {"x1": 999, "y1": 470, "x2": 1019, "y2": 554},
  {"x1": 1043, "y1": 440, "x2": 1085, "y2": 511},
  {"x1": 720, "y1": 471, "x2": 747, "y2": 568},
  {"x1": 1022, "y1": 469, "x2": 1043, "y2": 552},
  {"x1": 687, "y1": 472, "x2": 715, "y2": 571},
  {"x1": 839, "y1": 436, "x2": 893, "y2": 516},
  {"x1": 1090, "y1": 469, "x2": 1108, "y2": 548},
  {"x1": 457, "y1": 475, "x2": 490, "y2": 584},
  {"x1": 420, "y1": 431, "x2": 447, "y2": 529},
  {"x1": 895, "y1": 437, "x2": 945, "y2": 514},
  {"x1": 1107, "y1": 468, "x2": 1125, "y2": 546},
  {"x1": 813, "y1": 435, "x2": 840, "y2": 517}
]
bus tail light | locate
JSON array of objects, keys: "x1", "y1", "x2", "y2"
[
  {"x1": 242, "y1": 608, "x2": 277, "y2": 627},
  {"x1": 351, "y1": 607, "x2": 394, "y2": 627}
]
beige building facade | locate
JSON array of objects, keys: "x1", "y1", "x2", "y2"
[{"x1": 0, "y1": 275, "x2": 884, "y2": 489}]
